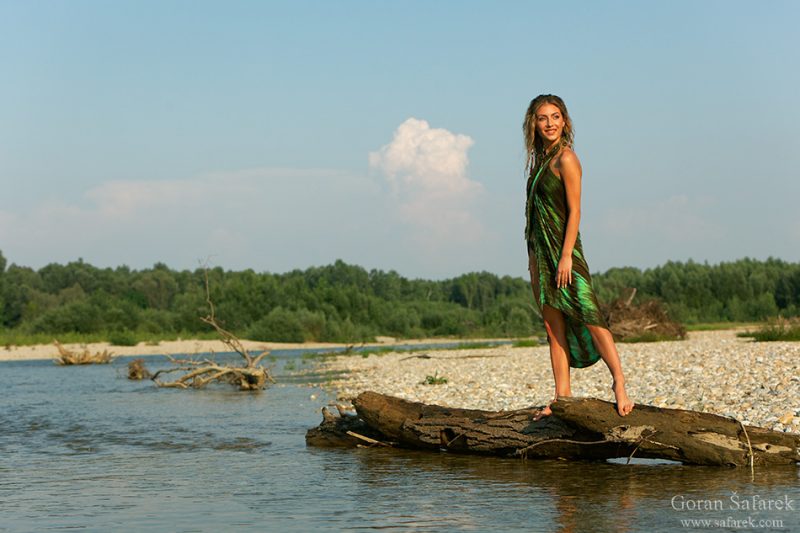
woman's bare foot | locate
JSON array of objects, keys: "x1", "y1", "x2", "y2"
[
  {"x1": 533, "y1": 403, "x2": 553, "y2": 421},
  {"x1": 612, "y1": 380, "x2": 634, "y2": 416}
]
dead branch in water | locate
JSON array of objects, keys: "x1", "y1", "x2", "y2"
[
  {"x1": 127, "y1": 358, "x2": 151, "y2": 379},
  {"x1": 151, "y1": 355, "x2": 269, "y2": 390},
  {"x1": 151, "y1": 266, "x2": 274, "y2": 391},
  {"x1": 53, "y1": 340, "x2": 113, "y2": 365}
]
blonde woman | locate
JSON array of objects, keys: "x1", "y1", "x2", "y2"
[{"x1": 523, "y1": 94, "x2": 634, "y2": 418}]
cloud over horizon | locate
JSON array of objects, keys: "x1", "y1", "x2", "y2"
[
  {"x1": 0, "y1": 167, "x2": 391, "y2": 273},
  {"x1": 0, "y1": 123, "x2": 507, "y2": 278},
  {"x1": 369, "y1": 118, "x2": 486, "y2": 253}
]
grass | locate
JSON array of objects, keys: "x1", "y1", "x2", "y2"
[
  {"x1": 617, "y1": 332, "x2": 683, "y2": 343},
  {"x1": 302, "y1": 340, "x2": 502, "y2": 360},
  {"x1": 421, "y1": 371, "x2": 448, "y2": 385},
  {"x1": 684, "y1": 321, "x2": 763, "y2": 331},
  {"x1": 511, "y1": 338, "x2": 543, "y2": 348},
  {"x1": 736, "y1": 317, "x2": 800, "y2": 342},
  {"x1": 449, "y1": 342, "x2": 502, "y2": 350},
  {"x1": 108, "y1": 329, "x2": 139, "y2": 346}
]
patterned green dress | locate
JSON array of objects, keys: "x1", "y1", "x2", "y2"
[{"x1": 525, "y1": 150, "x2": 608, "y2": 368}]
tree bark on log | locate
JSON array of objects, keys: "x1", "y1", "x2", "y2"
[{"x1": 306, "y1": 391, "x2": 800, "y2": 467}]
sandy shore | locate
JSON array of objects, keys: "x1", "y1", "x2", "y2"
[
  {"x1": 0, "y1": 339, "x2": 340, "y2": 362},
  {"x1": 0, "y1": 335, "x2": 506, "y2": 363},
  {"x1": 315, "y1": 328, "x2": 800, "y2": 433}
]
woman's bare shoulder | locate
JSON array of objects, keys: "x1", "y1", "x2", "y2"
[
  {"x1": 556, "y1": 147, "x2": 582, "y2": 174},
  {"x1": 558, "y1": 146, "x2": 580, "y2": 164}
]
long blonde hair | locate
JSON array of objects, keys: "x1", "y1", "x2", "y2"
[{"x1": 522, "y1": 94, "x2": 574, "y2": 173}]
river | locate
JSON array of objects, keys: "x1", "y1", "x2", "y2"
[{"x1": 1, "y1": 351, "x2": 798, "y2": 532}]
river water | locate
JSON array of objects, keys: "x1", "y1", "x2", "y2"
[{"x1": 1, "y1": 350, "x2": 798, "y2": 532}]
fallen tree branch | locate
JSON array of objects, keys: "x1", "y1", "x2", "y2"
[
  {"x1": 152, "y1": 265, "x2": 274, "y2": 391},
  {"x1": 53, "y1": 340, "x2": 113, "y2": 365},
  {"x1": 346, "y1": 430, "x2": 392, "y2": 448},
  {"x1": 735, "y1": 417, "x2": 755, "y2": 480}
]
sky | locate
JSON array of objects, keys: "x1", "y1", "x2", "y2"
[{"x1": 1, "y1": 0, "x2": 798, "y2": 279}]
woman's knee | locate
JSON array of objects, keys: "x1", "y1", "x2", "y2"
[
  {"x1": 542, "y1": 305, "x2": 566, "y2": 336},
  {"x1": 586, "y1": 324, "x2": 611, "y2": 344}
]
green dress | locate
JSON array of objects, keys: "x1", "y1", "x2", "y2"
[{"x1": 525, "y1": 150, "x2": 608, "y2": 368}]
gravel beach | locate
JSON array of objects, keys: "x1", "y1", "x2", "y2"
[{"x1": 317, "y1": 328, "x2": 800, "y2": 433}]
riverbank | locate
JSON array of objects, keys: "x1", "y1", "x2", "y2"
[
  {"x1": 0, "y1": 335, "x2": 509, "y2": 362},
  {"x1": 0, "y1": 338, "x2": 323, "y2": 362},
  {"x1": 315, "y1": 328, "x2": 800, "y2": 433}
]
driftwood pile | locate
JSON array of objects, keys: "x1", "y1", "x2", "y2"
[
  {"x1": 53, "y1": 340, "x2": 113, "y2": 365},
  {"x1": 151, "y1": 352, "x2": 271, "y2": 390},
  {"x1": 307, "y1": 391, "x2": 800, "y2": 468},
  {"x1": 601, "y1": 288, "x2": 686, "y2": 341},
  {"x1": 147, "y1": 269, "x2": 273, "y2": 391}
]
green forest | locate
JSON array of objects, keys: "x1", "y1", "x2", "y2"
[{"x1": 0, "y1": 250, "x2": 797, "y2": 345}]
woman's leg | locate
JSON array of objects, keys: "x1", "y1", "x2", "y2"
[
  {"x1": 528, "y1": 249, "x2": 571, "y2": 417},
  {"x1": 586, "y1": 325, "x2": 635, "y2": 416},
  {"x1": 543, "y1": 304, "x2": 572, "y2": 397},
  {"x1": 535, "y1": 304, "x2": 572, "y2": 418}
]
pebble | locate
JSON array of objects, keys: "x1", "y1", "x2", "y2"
[{"x1": 313, "y1": 329, "x2": 800, "y2": 434}]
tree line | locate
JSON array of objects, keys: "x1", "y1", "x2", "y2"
[{"x1": 0, "y1": 250, "x2": 796, "y2": 343}]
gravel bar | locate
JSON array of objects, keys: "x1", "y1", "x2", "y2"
[{"x1": 315, "y1": 329, "x2": 800, "y2": 433}]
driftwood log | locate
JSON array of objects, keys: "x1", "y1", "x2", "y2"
[
  {"x1": 306, "y1": 391, "x2": 800, "y2": 467},
  {"x1": 53, "y1": 340, "x2": 113, "y2": 365}
]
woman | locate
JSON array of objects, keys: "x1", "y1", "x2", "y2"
[{"x1": 523, "y1": 94, "x2": 634, "y2": 418}]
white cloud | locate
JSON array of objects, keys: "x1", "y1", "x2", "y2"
[
  {"x1": 369, "y1": 118, "x2": 485, "y2": 251},
  {"x1": 369, "y1": 117, "x2": 476, "y2": 193}
]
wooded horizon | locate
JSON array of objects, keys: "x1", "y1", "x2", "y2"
[{"x1": 0, "y1": 250, "x2": 796, "y2": 344}]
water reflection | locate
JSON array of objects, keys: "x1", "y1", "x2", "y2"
[{"x1": 344, "y1": 448, "x2": 799, "y2": 532}]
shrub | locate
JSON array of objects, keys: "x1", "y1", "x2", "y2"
[
  {"x1": 108, "y1": 329, "x2": 139, "y2": 346},
  {"x1": 738, "y1": 316, "x2": 800, "y2": 341},
  {"x1": 247, "y1": 308, "x2": 305, "y2": 343}
]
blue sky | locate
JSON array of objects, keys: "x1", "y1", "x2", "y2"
[{"x1": 1, "y1": 0, "x2": 798, "y2": 278}]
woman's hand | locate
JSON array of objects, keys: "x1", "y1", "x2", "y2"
[{"x1": 556, "y1": 255, "x2": 573, "y2": 289}]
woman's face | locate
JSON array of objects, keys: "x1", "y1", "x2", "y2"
[{"x1": 533, "y1": 103, "x2": 564, "y2": 144}]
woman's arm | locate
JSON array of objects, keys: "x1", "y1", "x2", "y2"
[{"x1": 556, "y1": 149, "x2": 583, "y2": 288}]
